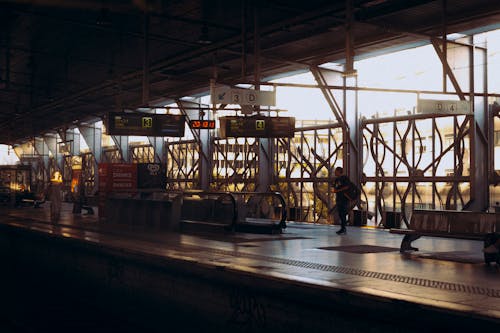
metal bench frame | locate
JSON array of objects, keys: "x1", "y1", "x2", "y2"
[{"x1": 390, "y1": 210, "x2": 497, "y2": 253}]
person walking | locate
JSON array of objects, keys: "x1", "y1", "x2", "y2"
[
  {"x1": 49, "y1": 171, "x2": 63, "y2": 224},
  {"x1": 331, "y1": 167, "x2": 353, "y2": 235}
]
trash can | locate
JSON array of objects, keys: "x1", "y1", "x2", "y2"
[
  {"x1": 383, "y1": 211, "x2": 402, "y2": 229},
  {"x1": 351, "y1": 209, "x2": 367, "y2": 226}
]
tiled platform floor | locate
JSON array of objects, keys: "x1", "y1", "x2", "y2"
[{"x1": 2, "y1": 202, "x2": 499, "y2": 323}]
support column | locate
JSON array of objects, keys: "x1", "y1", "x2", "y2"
[
  {"x1": 177, "y1": 99, "x2": 211, "y2": 190},
  {"x1": 147, "y1": 136, "x2": 164, "y2": 164},
  {"x1": 311, "y1": 66, "x2": 345, "y2": 124},
  {"x1": 312, "y1": 66, "x2": 360, "y2": 183},
  {"x1": 142, "y1": 12, "x2": 150, "y2": 105},
  {"x1": 43, "y1": 134, "x2": 63, "y2": 173},
  {"x1": 253, "y1": 3, "x2": 271, "y2": 192},
  {"x1": 79, "y1": 124, "x2": 102, "y2": 194},
  {"x1": 13, "y1": 142, "x2": 31, "y2": 161},
  {"x1": 431, "y1": 38, "x2": 466, "y2": 100},
  {"x1": 432, "y1": 35, "x2": 488, "y2": 210},
  {"x1": 470, "y1": 40, "x2": 489, "y2": 210},
  {"x1": 344, "y1": 0, "x2": 356, "y2": 76},
  {"x1": 65, "y1": 128, "x2": 80, "y2": 156},
  {"x1": 111, "y1": 136, "x2": 129, "y2": 162},
  {"x1": 79, "y1": 125, "x2": 102, "y2": 164},
  {"x1": 344, "y1": 75, "x2": 360, "y2": 186},
  {"x1": 34, "y1": 137, "x2": 50, "y2": 181}
]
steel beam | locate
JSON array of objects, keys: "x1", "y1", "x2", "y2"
[
  {"x1": 78, "y1": 125, "x2": 102, "y2": 164},
  {"x1": 344, "y1": 0, "x2": 355, "y2": 75},
  {"x1": 344, "y1": 75, "x2": 360, "y2": 186},
  {"x1": 79, "y1": 124, "x2": 102, "y2": 194},
  {"x1": 43, "y1": 134, "x2": 64, "y2": 173},
  {"x1": 310, "y1": 66, "x2": 345, "y2": 124},
  {"x1": 147, "y1": 136, "x2": 164, "y2": 164},
  {"x1": 34, "y1": 137, "x2": 50, "y2": 181},
  {"x1": 431, "y1": 38, "x2": 466, "y2": 100},
  {"x1": 177, "y1": 99, "x2": 211, "y2": 190},
  {"x1": 254, "y1": 4, "x2": 271, "y2": 192},
  {"x1": 64, "y1": 128, "x2": 80, "y2": 156},
  {"x1": 468, "y1": 39, "x2": 489, "y2": 210},
  {"x1": 142, "y1": 13, "x2": 150, "y2": 105},
  {"x1": 110, "y1": 136, "x2": 129, "y2": 162}
]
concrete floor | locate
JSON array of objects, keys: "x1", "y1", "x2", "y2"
[{"x1": 2, "y1": 202, "x2": 500, "y2": 323}]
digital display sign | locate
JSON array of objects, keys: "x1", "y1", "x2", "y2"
[
  {"x1": 189, "y1": 120, "x2": 216, "y2": 129},
  {"x1": 107, "y1": 112, "x2": 185, "y2": 137},
  {"x1": 219, "y1": 116, "x2": 295, "y2": 138}
]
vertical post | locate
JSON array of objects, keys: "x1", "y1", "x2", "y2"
[
  {"x1": 469, "y1": 39, "x2": 489, "y2": 210},
  {"x1": 34, "y1": 137, "x2": 50, "y2": 181},
  {"x1": 344, "y1": 75, "x2": 359, "y2": 186},
  {"x1": 43, "y1": 134, "x2": 63, "y2": 173},
  {"x1": 177, "y1": 99, "x2": 211, "y2": 190},
  {"x1": 254, "y1": 2, "x2": 271, "y2": 192},
  {"x1": 142, "y1": 12, "x2": 150, "y2": 106},
  {"x1": 79, "y1": 124, "x2": 102, "y2": 194},
  {"x1": 345, "y1": 0, "x2": 355, "y2": 75},
  {"x1": 241, "y1": 0, "x2": 247, "y2": 79},
  {"x1": 5, "y1": 25, "x2": 10, "y2": 89},
  {"x1": 199, "y1": 123, "x2": 211, "y2": 191},
  {"x1": 65, "y1": 128, "x2": 80, "y2": 156},
  {"x1": 442, "y1": 0, "x2": 447, "y2": 92}
]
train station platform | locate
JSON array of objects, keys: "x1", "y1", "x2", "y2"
[{"x1": 0, "y1": 203, "x2": 499, "y2": 332}]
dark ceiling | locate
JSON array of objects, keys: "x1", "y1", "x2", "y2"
[{"x1": 0, "y1": 0, "x2": 499, "y2": 144}]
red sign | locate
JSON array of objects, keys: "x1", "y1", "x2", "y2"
[{"x1": 97, "y1": 163, "x2": 138, "y2": 219}]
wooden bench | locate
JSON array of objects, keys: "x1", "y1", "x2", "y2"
[{"x1": 390, "y1": 209, "x2": 499, "y2": 252}]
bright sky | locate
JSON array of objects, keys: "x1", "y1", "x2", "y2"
[{"x1": 0, "y1": 145, "x2": 19, "y2": 164}]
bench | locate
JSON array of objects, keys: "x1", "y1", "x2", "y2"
[{"x1": 390, "y1": 209, "x2": 499, "y2": 252}]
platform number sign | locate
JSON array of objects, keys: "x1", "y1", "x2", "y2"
[
  {"x1": 417, "y1": 99, "x2": 471, "y2": 115},
  {"x1": 232, "y1": 92, "x2": 241, "y2": 104},
  {"x1": 255, "y1": 120, "x2": 265, "y2": 131},
  {"x1": 142, "y1": 117, "x2": 153, "y2": 128}
]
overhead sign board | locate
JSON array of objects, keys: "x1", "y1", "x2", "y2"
[
  {"x1": 211, "y1": 87, "x2": 276, "y2": 106},
  {"x1": 417, "y1": 99, "x2": 471, "y2": 115},
  {"x1": 219, "y1": 116, "x2": 295, "y2": 138},
  {"x1": 107, "y1": 112, "x2": 185, "y2": 137}
]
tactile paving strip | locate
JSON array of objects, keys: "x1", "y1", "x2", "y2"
[
  {"x1": 4, "y1": 217, "x2": 499, "y2": 299},
  {"x1": 192, "y1": 246, "x2": 500, "y2": 298}
]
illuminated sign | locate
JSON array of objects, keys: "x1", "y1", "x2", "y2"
[
  {"x1": 219, "y1": 116, "x2": 295, "y2": 138},
  {"x1": 189, "y1": 120, "x2": 216, "y2": 129},
  {"x1": 107, "y1": 112, "x2": 185, "y2": 137}
]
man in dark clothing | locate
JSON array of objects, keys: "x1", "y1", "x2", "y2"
[{"x1": 332, "y1": 167, "x2": 352, "y2": 235}]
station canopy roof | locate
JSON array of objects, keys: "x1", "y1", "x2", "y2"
[{"x1": 0, "y1": 0, "x2": 499, "y2": 144}]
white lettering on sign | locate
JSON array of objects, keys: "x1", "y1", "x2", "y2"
[
  {"x1": 113, "y1": 183, "x2": 132, "y2": 188},
  {"x1": 112, "y1": 172, "x2": 132, "y2": 178}
]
